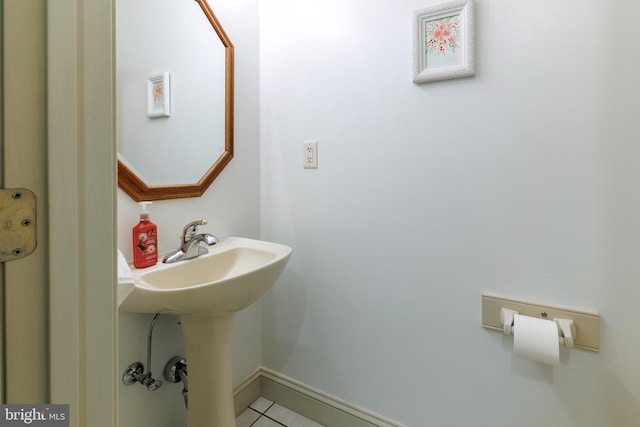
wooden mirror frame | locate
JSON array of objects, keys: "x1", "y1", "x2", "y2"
[{"x1": 118, "y1": 0, "x2": 234, "y2": 201}]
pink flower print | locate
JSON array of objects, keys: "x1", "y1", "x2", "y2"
[
  {"x1": 434, "y1": 23, "x2": 451, "y2": 40},
  {"x1": 153, "y1": 83, "x2": 163, "y2": 103},
  {"x1": 425, "y1": 15, "x2": 461, "y2": 57}
]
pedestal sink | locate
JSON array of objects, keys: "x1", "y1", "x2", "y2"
[{"x1": 118, "y1": 237, "x2": 292, "y2": 427}]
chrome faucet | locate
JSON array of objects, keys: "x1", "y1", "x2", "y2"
[{"x1": 162, "y1": 220, "x2": 218, "y2": 264}]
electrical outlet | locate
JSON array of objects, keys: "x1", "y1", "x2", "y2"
[{"x1": 303, "y1": 140, "x2": 318, "y2": 169}]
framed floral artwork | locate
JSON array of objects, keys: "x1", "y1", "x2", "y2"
[
  {"x1": 413, "y1": 0, "x2": 475, "y2": 83},
  {"x1": 147, "y1": 72, "x2": 171, "y2": 118}
]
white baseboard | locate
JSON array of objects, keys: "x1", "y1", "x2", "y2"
[
  {"x1": 234, "y1": 367, "x2": 406, "y2": 427},
  {"x1": 233, "y1": 367, "x2": 263, "y2": 416}
]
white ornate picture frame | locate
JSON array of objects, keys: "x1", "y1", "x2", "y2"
[
  {"x1": 147, "y1": 72, "x2": 171, "y2": 118},
  {"x1": 413, "y1": 0, "x2": 475, "y2": 84}
]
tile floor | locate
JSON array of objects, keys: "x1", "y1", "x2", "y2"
[{"x1": 236, "y1": 397, "x2": 325, "y2": 427}]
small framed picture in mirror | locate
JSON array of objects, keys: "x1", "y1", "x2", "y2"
[{"x1": 147, "y1": 72, "x2": 171, "y2": 118}]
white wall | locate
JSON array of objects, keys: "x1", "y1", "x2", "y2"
[
  {"x1": 260, "y1": 0, "x2": 640, "y2": 425},
  {"x1": 116, "y1": 0, "x2": 260, "y2": 425}
]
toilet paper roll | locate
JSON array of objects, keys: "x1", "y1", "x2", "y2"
[{"x1": 513, "y1": 314, "x2": 559, "y2": 365}]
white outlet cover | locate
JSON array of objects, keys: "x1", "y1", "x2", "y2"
[{"x1": 303, "y1": 140, "x2": 318, "y2": 169}]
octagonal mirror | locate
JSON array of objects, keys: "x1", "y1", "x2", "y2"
[{"x1": 117, "y1": 0, "x2": 234, "y2": 201}]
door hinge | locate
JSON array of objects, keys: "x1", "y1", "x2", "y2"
[{"x1": 0, "y1": 188, "x2": 37, "y2": 262}]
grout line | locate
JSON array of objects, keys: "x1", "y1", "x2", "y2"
[
  {"x1": 247, "y1": 408, "x2": 262, "y2": 427},
  {"x1": 262, "y1": 402, "x2": 290, "y2": 427},
  {"x1": 253, "y1": 401, "x2": 276, "y2": 415},
  {"x1": 249, "y1": 413, "x2": 287, "y2": 427},
  {"x1": 263, "y1": 413, "x2": 288, "y2": 427},
  {"x1": 248, "y1": 402, "x2": 284, "y2": 427}
]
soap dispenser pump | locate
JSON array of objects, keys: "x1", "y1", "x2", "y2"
[{"x1": 132, "y1": 201, "x2": 158, "y2": 268}]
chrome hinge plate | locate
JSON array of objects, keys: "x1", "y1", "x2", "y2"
[{"x1": 0, "y1": 188, "x2": 37, "y2": 262}]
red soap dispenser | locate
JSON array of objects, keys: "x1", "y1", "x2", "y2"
[{"x1": 132, "y1": 201, "x2": 158, "y2": 268}]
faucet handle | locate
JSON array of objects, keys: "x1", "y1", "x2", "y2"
[{"x1": 182, "y1": 220, "x2": 207, "y2": 243}]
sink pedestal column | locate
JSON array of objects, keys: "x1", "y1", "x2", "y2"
[{"x1": 181, "y1": 314, "x2": 236, "y2": 427}]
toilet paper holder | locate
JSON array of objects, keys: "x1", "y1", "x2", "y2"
[
  {"x1": 482, "y1": 293, "x2": 600, "y2": 352},
  {"x1": 500, "y1": 308, "x2": 576, "y2": 348}
]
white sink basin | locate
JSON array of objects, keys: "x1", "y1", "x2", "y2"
[
  {"x1": 119, "y1": 236, "x2": 291, "y2": 427},
  {"x1": 118, "y1": 236, "x2": 292, "y2": 316}
]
